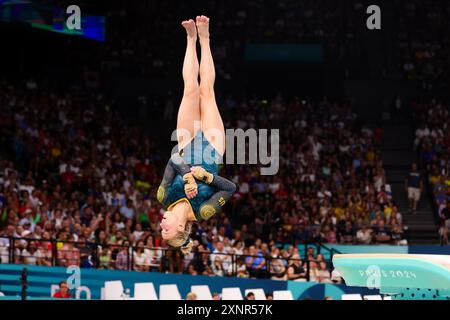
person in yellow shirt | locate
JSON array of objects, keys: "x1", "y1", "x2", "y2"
[
  {"x1": 429, "y1": 168, "x2": 441, "y2": 185},
  {"x1": 444, "y1": 176, "x2": 450, "y2": 187},
  {"x1": 334, "y1": 206, "x2": 345, "y2": 220},
  {"x1": 51, "y1": 147, "x2": 61, "y2": 157},
  {"x1": 383, "y1": 202, "x2": 393, "y2": 219},
  {"x1": 136, "y1": 180, "x2": 151, "y2": 191},
  {"x1": 366, "y1": 149, "x2": 376, "y2": 162}
]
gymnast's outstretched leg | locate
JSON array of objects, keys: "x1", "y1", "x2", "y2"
[
  {"x1": 177, "y1": 19, "x2": 201, "y2": 151},
  {"x1": 197, "y1": 15, "x2": 225, "y2": 155}
]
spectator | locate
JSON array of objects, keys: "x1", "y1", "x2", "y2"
[
  {"x1": 287, "y1": 254, "x2": 306, "y2": 281},
  {"x1": 374, "y1": 221, "x2": 392, "y2": 244},
  {"x1": 269, "y1": 248, "x2": 287, "y2": 280},
  {"x1": 160, "y1": 250, "x2": 175, "y2": 274},
  {"x1": 21, "y1": 241, "x2": 44, "y2": 266},
  {"x1": 133, "y1": 240, "x2": 149, "y2": 272},
  {"x1": 390, "y1": 220, "x2": 406, "y2": 245},
  {"x1": 186, "y1": 292, "x2": 197, "y2": 300},
  {"x1": 210, "y1": 241, "x2": 227, "y2": 268},
  {"x1": 441, "y1": 201, "x2": 450, "y2": 229},
  {"x1": 356, "y1": 225, "x2": 373, "y2": 244},
  {"x1": 339, "y1": 221, "x2": 355, "y2": 244},
  {"x1": 52, "y1": 281, "x2": 72, "y2": 299},
  {"x1": 405, "y1": 163, "x2": 423, "y2": 214},
  {"x1": 245, "y1": 246, "x2": 267, "y2": 278},
  {"x1": 229, "y1": 256, "x2": 249, "y2": 278},
  {"x1": 144, "y1": 236, "x2": 162, "y2": 272},
  {"x1": 185, "y1": 265, "x2": 198, "y2": 276},
  {"x1": 57, "y1": 236, "x2": 80, "y2": 267},
  {"x1": 439, "y1": 226, "x2": 449, "y2": 245},
  {"x1": 115, "y1": 243, "x2": 129, "y2": 270},
  {"x1": 98, "y1": 247, "x2": 111, "y2": 269},
  {"x1": 245, "y1": 292, "x2": 255, "y2": 300},
  {"x1": 316, "y1": 262, "x2": 332, "y2": 283},
  {"x1": 120, "y1": 199, "x2": 135, "y2": 220},
  {"x1": 211, "y1": 256, "x2": 225, "y2": 277}
]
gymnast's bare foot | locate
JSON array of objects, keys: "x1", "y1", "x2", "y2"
[
  {"x1": 181, "y1": 19, "x2": 197, "y2": 40},
  {"x1": 196, "y1": 15, "x2": 210, "y2": 40}
]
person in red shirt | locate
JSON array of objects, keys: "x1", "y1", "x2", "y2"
[
  {"x1": 52, "y1": 281, "x2": 72, "y2": 299},
  {"x1": 275, "y1": 184, "x2": 288, "y2": 200},
  {"x1": 135, "y1": 158, "x2": 153, "y2": 177},
  {"x1": 60, "y1": 167, "x2": 75, "y2": 186}
]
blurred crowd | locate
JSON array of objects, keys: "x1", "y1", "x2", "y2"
[
  {"x1": 412, "y1": 99, "x2": 450, "y2": 244},
  {"x1": 219, "y1": 93, "x2": 405, "y2": 249},
  {"x1": 394, "y1": 0, "x2": 450, "y2": 93},
  {"x1": 1, "y1": 0, "x2": 427, "y2": 282},
  {"x1": 99, "y1": 0, "x2": 366, "y2": 81},
  {"x1": 0, "y1": 78, "x2": 405, "y2": 281}
]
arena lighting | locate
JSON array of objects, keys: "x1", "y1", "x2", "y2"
[{"x1": 333, "y1": 254, "x2": 450, "y2": 300}]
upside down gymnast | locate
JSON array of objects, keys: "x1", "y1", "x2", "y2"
[{"x1": 157, "y1": 16, "x2": 236, "y2": 254}]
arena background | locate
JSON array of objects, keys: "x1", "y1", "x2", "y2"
[{"x1": 0, "y1": 0, "x2": 450, "y2": 301}]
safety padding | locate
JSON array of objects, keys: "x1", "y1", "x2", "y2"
[{"x1": 332, "y1": 254, "x2": 450, "y2": 300}]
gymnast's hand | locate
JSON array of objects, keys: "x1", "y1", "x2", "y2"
[
  {"x1": 190, "y1": 166, "x2": 214, "y2": 184},
  {"x1": 183, "y1": 173, "x2": 198, "y2": 199}
]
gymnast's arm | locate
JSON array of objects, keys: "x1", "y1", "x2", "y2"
[
  {"x1": 208, "y1": 174, "x2": 236, "y2": 207},
  {"x1": 198, "y1": 172, "x2": 237, "y2": 217},
  {"x1": 157, "y1": 153, "x2": 196, "y2": 205}
]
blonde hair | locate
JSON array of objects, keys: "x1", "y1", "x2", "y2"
[
  {"x1": 167, "y1": 221, "x2": 194, "y2": 255},
  {"x1": 186, "y1": 292, "x2": 197, "y2": 300}
]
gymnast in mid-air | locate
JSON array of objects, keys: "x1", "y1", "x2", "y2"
[{"x1": 157, "y1": 16, "x2": 236, "y2": 254}]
